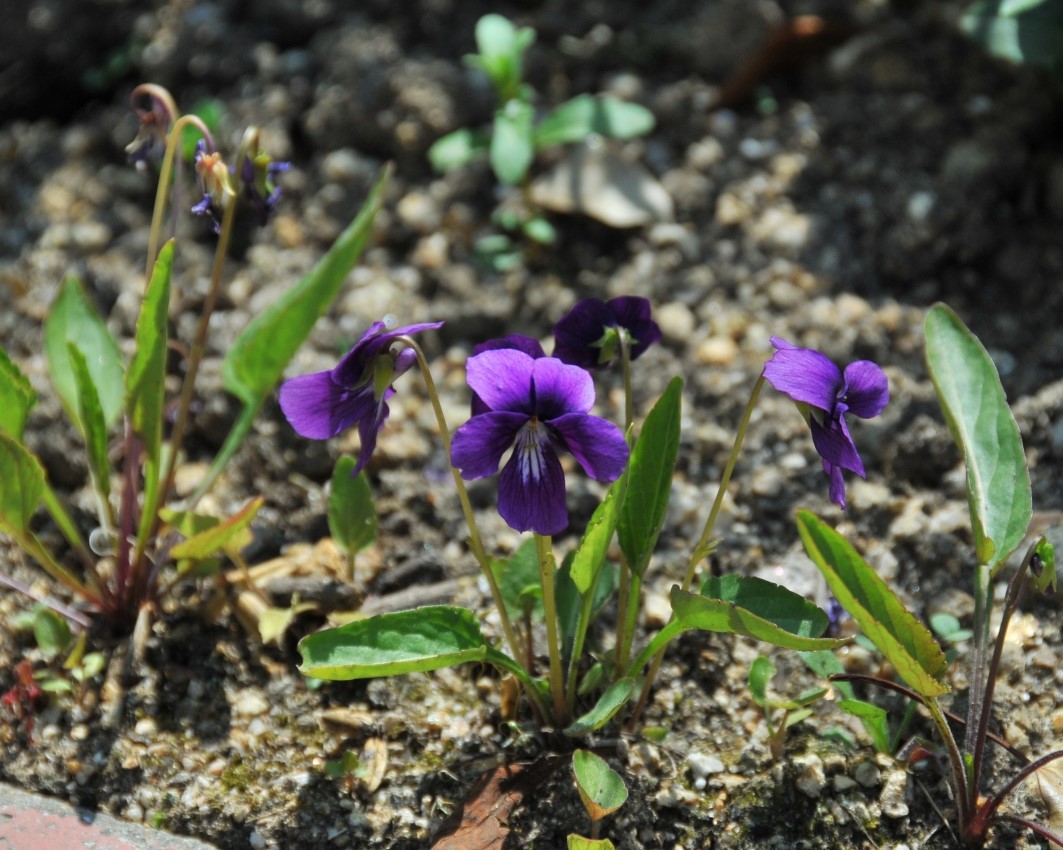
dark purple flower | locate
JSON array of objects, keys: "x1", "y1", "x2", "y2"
[
  {"x1": 451, "y1": 350, "x2": 629, "y2": 535},
  {"x1": 279, "y1": 321, "x2": 443, "y2": 474},
  {"x1": 125, "y1": 85, "x2": 177, "y2": 171},
  {"x1": 239, "y1": 152, "x2": 290, "y2": 227},
  {"x1": 553, "y1": 296, "x2": 662, "y2": 370},
  {"x1": 470, "y1": 334, "x2": 546, "y2": 415},
  {"x1": 762, "y1": 337, "x2": 888, "y2": 510}
]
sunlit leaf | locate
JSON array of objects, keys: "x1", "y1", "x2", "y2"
[
  {"x1": 491, "y1": 99, "x2": 535, "y2": 185},
  {"x1": 428, "y1": 128, "x2": 489, "y2": 173},
  {"x1": 618, "y1": 377, "x2": 681, "y2": 576},
  {"x1": 67, "y1": 343, "x2": 110, "y2": 501},
  {"x1": 796, "y1": 510, "x2": 949, "y2": 699},
  {"x1": 572, "y1": 750, "x2": 628, "y2": 821},
  {"x1": 563, "y1": 678, "x2": 637, "y2": 736},
  {"x1": 32, "y1": 607, "x2": 72, "y2": 658},
  {"x1": 837, "y1": 698, "x2": 892, "y2": 753},
  {"x1": 44, "y1": 276, "x2": 125, "y2": 427},
  {"x1": 170, "y1": 497, "x2": 263, "y2": 560},
  {"x1": 0, "y1": 348, "x2": 36, "y2": 441},
  {"x1": 126, "y1": 240, "x2": 173, "y2": 460},
  {"x1": 299, "y1": 606, "x2": 489, "y2": 679},
  {"x1": 925, "y1": 304, "x2": 1031, "y2": 570},
  {"x1": 328, "y1": 457, "x2": 376, "y2": 555},
  {"x1": 748, "y1": 655, "x2": 774, "y2": 707},
  {"x1": 491, "y1": 538, "x2": 542, "y2": 621},
  {"x1": 535, "y1": 94, "x2": 655, "y2": 148},
  {"x1": 0, "y1": 431, "x2": 45, "y2": 535}
]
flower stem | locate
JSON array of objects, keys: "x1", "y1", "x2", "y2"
[
  {"x1": 400, "y1": 337, "x2": 527, "y2": 669},
  {"x1": 619, "y1": 332, "x2": 634, "y2": 443},
  {"x1": 535, "y1": 532, "x2": 567, "y2": 726},
  {"x1": 145, "y1": 114, "x2": 214, "y2": 280},
  {"x1": 630, "y1": 374, "x2": 766, "y2": 729},
  {"x1": 160, "y1": 193, "x2": 237, "y2": 514}
]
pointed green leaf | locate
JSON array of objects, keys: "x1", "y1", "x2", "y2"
[
  {"x1": 570, "y1": 474, "x2": 626, "y2": 594},
  {"x1": 469, "y1": 14, "x2": 534, "y2": 99},
  {"x1": 837, "y1": 698, "x2": 892, "y2": 753},
  {"x1": 572, "y1": 750, "x2": 628, "y2": 821},
  {"x1": 567, "y1": 837, "x2": 615, "y2": 850},
  {"x1": 0, "y1": 348, "x2": 36, "y2": 440},
  {"x1": 535, "y1": 94, "x2": 655, "y2": 149},
  {"x1": 618, "y1": 377, "x2": 682, "y2": 576},
  {"x1": 67, "y1": 344, "x2": 110, "y2": 500},
  {"x1": 299, "y1": 606, "x2": 489, "y2": 679},
  {"x1": 925, "y1": 304, "x2": 1031, "y2": 569},
  {"x1": 1033, "y1": 537, "x2": 1056, "y2": 595},
  {"x1": 170, "y1": 497, "x2": 263, "y2": 560},
  {"x1": 563, "y1": 677, "x2": 637, "y2": 737},
  {"x1": 0, "y1": 431, "x2": 45, "y2": 535},
  {"x1": 702, "y1": 574, "x2": 833, "y2": 637},
  {"x1": 328, "y1": 457, "x2": 377, "y2": 554},
  {"x1": 628, "y1": 583, "x2": 846, "y2": 678},
  {"x1": 491, "y1": 100, "x2": 535, "y2": 185},
  {"x1": 796, "y1": 510, "x2": 949, "y2": 698},
  {"x1": 428, "y1": 128, "x2": 489, "y2": 173},
  {"x1": 126, "y1": 240, "x2": 173, "y2": 460},
  {"x1": 44, "y1": 276, "x2": 124, "y2": 428}
]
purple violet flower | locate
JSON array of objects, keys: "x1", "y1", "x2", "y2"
[
  {"x1": 553, "y1": 296, "x2": 662, "y2": 370},
  {"x1": 239, "y1": 152, "x2": 290, "y2": 227},
  {"x1": 279, "y1": 321, "x2": 443, "y2": 474},
  {"x1": 762, "y1": 337, "x2": 889, "y2": 510},
  {"x1": 469, "y1": 334, "x2": 546, "y2": 415},
  {"x1": 451, "y1": 349, "x2": 629, "y2": 535},
  {"x1": 191, "y1": 140, "x2": 232, "y2": 233}
]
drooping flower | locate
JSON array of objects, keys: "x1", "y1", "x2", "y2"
[
  {"x1": 191, "y1": 140, "x2": 234, "y2": 233},
  {"x1": 234, "y1": 128, "x2": 290, "y2": 227},
  {"x1": 762, "y1": 337, "x2": 889, "y2": 509},
  {"x1": 451, "y1": 350, "x2": 629, "y2": 535},
  {"x1": 279, "y1": 321, "x2": 443, "y2": 474},
  {"x1": 553, "y1": 296, "x2": 662, "y2": 370},
  {"x1": 125, "y1": 84, "x2": 177, "y2": 171}
]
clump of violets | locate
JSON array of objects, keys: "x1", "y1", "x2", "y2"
[
  {"x1": 191, "y1": 129, "x2": 290, "y2": 232},
  {"x1": 553, "y1": 296, "x2": 662, "y2": 370},
  {"x1": 762, "y1": 337, "x2": 889, "y2": 509},
  {"x1": 450, "y1": 349, "x2": 628, "y2": 534},
  {"x1": 279, "y1": 321, "x2": 443, "y2": 474}
]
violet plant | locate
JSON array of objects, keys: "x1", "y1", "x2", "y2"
[
  {"x1": 428, "y1": 14, "x2": 656, "y2": 268},
  {"x1": 797, "y1": 305, "x2": 1060, "y2": 847},
  {"x1": 0, "y1": 83, "x2": 388, "y2": 640},
  {"x1": 295, "y1": 295, "x2": 862, "y2": 749}
]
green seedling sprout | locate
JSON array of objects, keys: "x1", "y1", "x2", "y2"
[
  {"x1": 748, "y1": 655, "x2": 827, "y2": 760},
  {"x1": 328, "y1": 456, "x2": 378, "y2": 582}
]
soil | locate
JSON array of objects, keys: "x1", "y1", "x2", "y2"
[{"x1": 2, "y1": 1, "x2": 1063, "y2": 849}]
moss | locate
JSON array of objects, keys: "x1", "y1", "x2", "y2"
[{"x1": 219, "y1": 759, "x2": 257, "y2": 792}]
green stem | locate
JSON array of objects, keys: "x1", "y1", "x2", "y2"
[
  {"x1": 620, "y1": 333, "x2": 634, "y2": 442},
  {"x1": 15, "y1": 529, "x2": 99, "y2": 605},
  {"x1": 159, "y1": 193, "x2": 237, "y2": 513},
  {"x1": 40, "y1": 483, "x2": 95, "y2": 575},
  {"x1": 535, "y1": 532, "x2": 567, "y2": 726},
  {"x1": 400, "y1": 337, "x2": 526, "y2": 668},
  {"x1": 616, "y1": 563, "x2": 642, "y2": 674},
  {"x1": 630, "y1": 375, "x2": 766, "y2": 729},
  {"x1": 145, "y1": 114, "x2": 213, "y2": 280}
]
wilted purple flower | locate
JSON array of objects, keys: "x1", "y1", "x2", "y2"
[
  {"x1": 451, "y1": 350, "x2": 629, "y2": 535},
  {"x1": 470, "y1": 334, "x2": 545, "y2": 415},
  {"x1": 279, "y1": 321, "x2": 443, "y2": 474},
  {"x1": 762, "y1": 337, "x2": 888, "y2": 509},
  {"x1": 238, "y1": 151, "x2": 290, "y2": 227},
  {"x1": 191, "y1": 140, "x2": 232, "y2": 233},
  {"x1": 553, "y1": 296, "x2": 662, "y2": 370},
  {"x1": 125, "y1": 85, "x2": 177, "y2": 170}
]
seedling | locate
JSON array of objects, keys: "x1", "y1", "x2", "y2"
[
  {"x1": 748, "y1": 655, "x2": 827, "y2": 759},
  {"x1": 572, "y1": 749, "x2": 628, "y2": 841}
]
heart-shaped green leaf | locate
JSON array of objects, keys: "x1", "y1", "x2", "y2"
[
  {"x1": 925, "y1": 304, "x2": 1031, "y2": 570},
  {"x1": 796, "y1": 510, "x2": 949, "y2": 699},
  {"x1": 328, "y1": 457, "x2": 376, "y2": 555},
  {"x1": 572, "y1": 750, "x2": 628, "y2": 822},
  {"x1": 299, "y1": 606, "x2": 490, "y2": 680}
]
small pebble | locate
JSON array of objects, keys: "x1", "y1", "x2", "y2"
[
  {"x1": 687, "y1": 752, "x2": 725, "y2": 779},
  {"x1": 793, "y1": 752, "x2": 826, "y2": 798},
  {"x1": 853, "y1": 760, "x2": 881, "y2": 788}
]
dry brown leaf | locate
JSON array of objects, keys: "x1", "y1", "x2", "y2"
[
  {"x1": 430, "y1": 756, "x2": 565, "y2": 850},
  {"x1": 360, "y1": 737, "x2": 388, "y2": 793}
]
